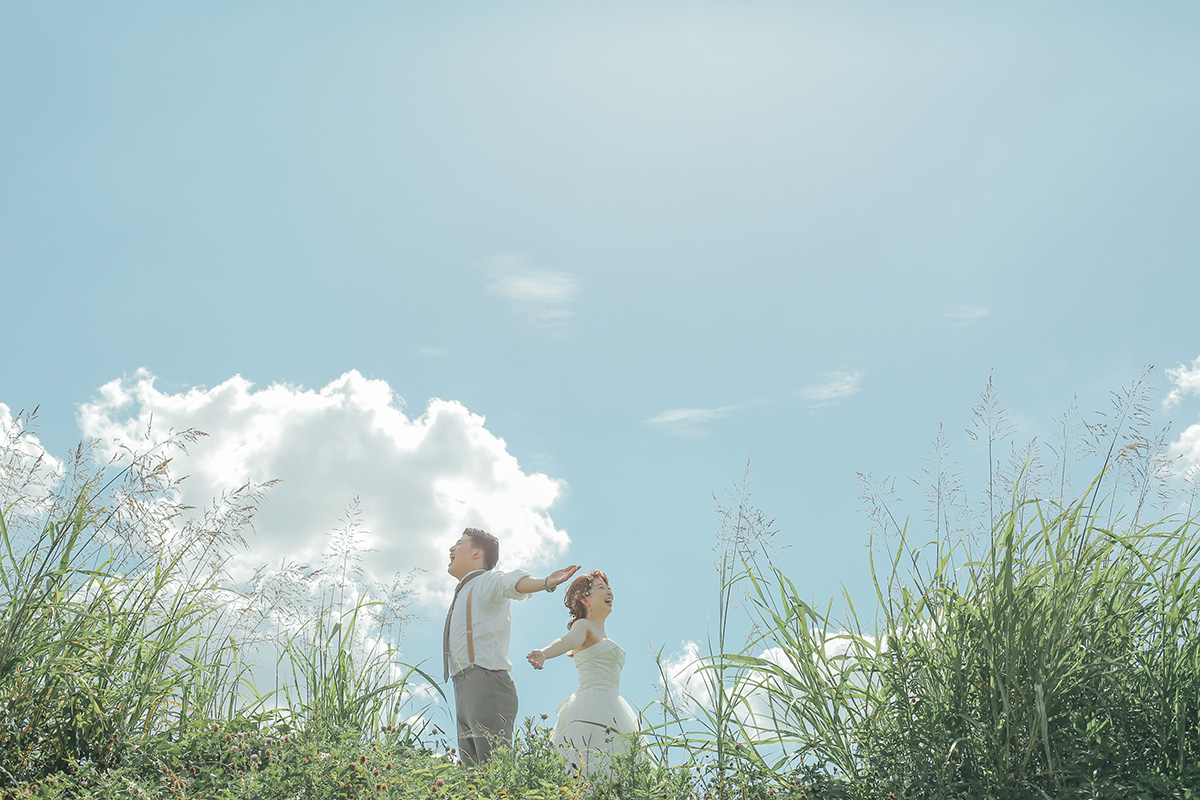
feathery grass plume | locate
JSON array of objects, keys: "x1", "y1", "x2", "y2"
[
  {"x1": 1182, "y1": 462, "x2": 1200, "y2": 520},
  {"x1": 913, "y1": 423, "x2": 969, "y2": 544},
  {"x1": 1079, "y1": 366, "x2": 1158, "y2": 509},
  {"x1": 683, "y1": 370, "x2": 1200, "y2": 798},
  {"x1": 649, "y1": 461, "x2": 798, "y2": 799},
  {"x1": 1047, "y1": 394, "x2": 1083, "y2": 505},
  {"x1": 260, "y1": 499, "x2": 434, "y2": 742},
  {"x1": 0, "y1": 419, "x2": 264, "y2": 785},
  {"x1": 0, "y1": 408, "x2": 62, "y2": 538},
  {"x1": 702, "y1": 474, "x2": 1200, "y2": 797},
  {"x1": 966, "y1": 372, "x2": 1017, "y2": 536},
  {"x1": 0, "y1": 415, "x2": 441, "y2": 791}
]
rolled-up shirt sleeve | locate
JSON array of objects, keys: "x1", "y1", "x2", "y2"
[{"x1": 474, "y1": 568, "x2": 530, "y2": 603}]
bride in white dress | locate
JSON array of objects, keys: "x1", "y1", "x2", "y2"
[{"x1": 526, "y1": 570, "x2": 642, "y2": 779}]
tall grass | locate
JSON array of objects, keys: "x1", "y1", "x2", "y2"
[
  {"x1": 6, "y1": 370, "x2": 1200, "y2": 799},
  {"x1": 270, "y1": 520, "x2": 439, "y2": 743},
  {"x1": 0, "y1": 420, "x2": 259, "y2": 782},
  {"x1": 653, "y1": 467, "x2": 776, "y2": 787},
  {"x1": 0, "y1": 412, "x2": 430, "y2": 791},
  {"x1": 665, "y1": 370, "x2": 1200, "y2": 798}
]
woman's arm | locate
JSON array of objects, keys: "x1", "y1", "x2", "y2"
[{"x1": 527, "y1": 620, "x2": 590, "y2": 670}]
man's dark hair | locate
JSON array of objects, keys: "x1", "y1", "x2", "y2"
[{"x1": 462, "y1": 528, "x2": 499, "y2": 570}]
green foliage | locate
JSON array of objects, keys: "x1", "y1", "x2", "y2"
[
  {"x1": 0, "y1": 415, "x2": 433, "y2": 794},
  {"x1": 275, "y1": 585, "x2": 441, "y2": 740},
  {"x1": 851, "y1": 490, "x2": 1200, "y2": 797},
  {"x1": 6, "y1": 371, "x2": 1200, "y2": 800},
  {"x1": 0, "y1": 425, "x2": 258, "y2": 783},
  {"x1": 684, "y1": 371, "x2": 1200, "y2": 799}
]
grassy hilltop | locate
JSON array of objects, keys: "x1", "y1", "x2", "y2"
[{"x1": 3, "y1": 375, "x2": 1200, "y2": 799}]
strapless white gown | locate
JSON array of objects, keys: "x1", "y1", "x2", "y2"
[{"x1": 552, "y1": 638, "x2": 642, "y2": 779}]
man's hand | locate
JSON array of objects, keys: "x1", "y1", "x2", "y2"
[
  {"x1": 546, "y1": 564, "x2": 581, "y2": 591},
  {"x1": 516, "y1": 565, "x2": 582, "y2": 595},
  {"x1": 526, "y1": 649, "x2": 546, "y2": 670}
]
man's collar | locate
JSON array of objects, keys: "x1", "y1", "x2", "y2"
[{"x1": 457, "y1": 568, "x2": 486, "y2": 588}]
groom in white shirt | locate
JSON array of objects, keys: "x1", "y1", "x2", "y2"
[{"x1": 443, "y1": 527, "x2": 579, "y2": 765}]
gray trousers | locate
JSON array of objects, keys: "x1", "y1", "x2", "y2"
[{"x1": 452, "y1": 666, "x2": 518, "y2": 765}]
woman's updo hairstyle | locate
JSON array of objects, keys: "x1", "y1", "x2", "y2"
[{"x1": 564, "y1": 570, "x2": 609, "y2": 630}]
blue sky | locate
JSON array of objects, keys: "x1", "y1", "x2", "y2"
[{"x1": 4, "y1": 1, "x2": 1200, "y2": 729}]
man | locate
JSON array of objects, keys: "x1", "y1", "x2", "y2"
[{"x1": 443, "y1": 527, "x2": 579, "y2": 765}]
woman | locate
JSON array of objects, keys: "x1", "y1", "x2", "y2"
[{"x1": 526, "y1": 570, "x2": 642, "y2": 779}]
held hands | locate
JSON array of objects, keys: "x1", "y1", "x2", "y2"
[{"x1": 527, "y1": 566, "x2": 583, "y2": 671}]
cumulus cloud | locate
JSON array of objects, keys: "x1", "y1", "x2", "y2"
[
  {"x1": 1170, "y1": 423, "x2": 1200, "y2": 473},
  {"x1": 658, "y1": 631, "x2": 878, "y2": 726},
  {"x1": 942, "y1": 304, "x2": 989, "y2": 326},
  {"x1": 480, "y1": 254, "x2": 580, "y2": 330},
  {"x1": 729, "y1": 633, "x2": 884, "y2": 750},
  {"x1": 1166, "y1": 356, "x2": 1200, "y2": 408},
  {"x1": 798, "y1": 369, "x2": 865, "y2": 407},
  {"x1": 0, "y1": 403, "x2": 65, "y2": 529},
  {"x1": 1166, "y1": 357, "x2": 1200, "y2": 472},
  {"x1": 0, "y1": 403, "x2": 61, "y2": 480},
  {"x1": 76, "y1": 369, "x2": 570, "y2": 609},
  {"x1": 658, "y1": 640, "x2": 710, "y2": 714}
]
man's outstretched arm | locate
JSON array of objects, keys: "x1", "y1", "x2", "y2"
[{"x1": 515, "y1": 564, "x2": 580, "y2": 594}]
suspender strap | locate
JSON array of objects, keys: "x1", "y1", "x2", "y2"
[
  {"x1": 465, "y1": 584, "x2": 476, "y2": 667},
  {"x1": 443, "y1": 570, "x2": 483, "y2": 681}
]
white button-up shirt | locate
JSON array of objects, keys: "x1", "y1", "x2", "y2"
[{"x1": 446, "y1": 567, "x2": 530, "y2": 676}]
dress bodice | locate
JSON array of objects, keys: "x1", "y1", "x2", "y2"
[{"x1": 573, "y1": 638, "x2": 626, "y2": 693}]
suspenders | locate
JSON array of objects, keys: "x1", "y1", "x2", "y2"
[
  {"x1": 443, "y1": 571, "x2": 483, "y2": 681},
  {"x1": 464, "y1": 584, "x2": 476, "y2": 668}
]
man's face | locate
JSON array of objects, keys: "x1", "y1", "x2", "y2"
[{"x1": 448, "y1": 535, "x2": 481, "y2": 579}]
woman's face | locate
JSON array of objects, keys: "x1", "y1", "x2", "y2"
[{"x1": 582, "y1": 578, "x2": 613, "y2": 616}]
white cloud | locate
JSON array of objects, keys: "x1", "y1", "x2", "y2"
[
  {"x1": 644, "y1": 404, "x2": 739, "y2": 438},
  {"x1": 480, "y1": 254, "x2": 580, "y2": 330},
  {"x1": 76, "y1": 369, "x2": 570, "y2": 609},
  {"x1": 658, "y1": 640, "x2": 710, "y2": 714},
  {"x1": 942, "y1": 304, "x2": 989, "y2": 326},
  {"x1": 798, "y1": 369, "x2": 864, "y2": 407},
  {"x1": 733, "y1": 632, "x2": 879, "y2": 741},
  {"x1": 1166, "y1": 357, "x2": 1200, "y2": 472},
  {"x1": 0, "y1": 403, "x2": 65, "y2": 529},
  {"x1": 1170, "y1": 422, "x2": 1200, "y2": 470},
  {"x1": 659, "y1": 631, "x2": 878, "y2": 728},
  {"x1": 1166, "y1": 356, "x2": 1200, "y2": 408}
]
